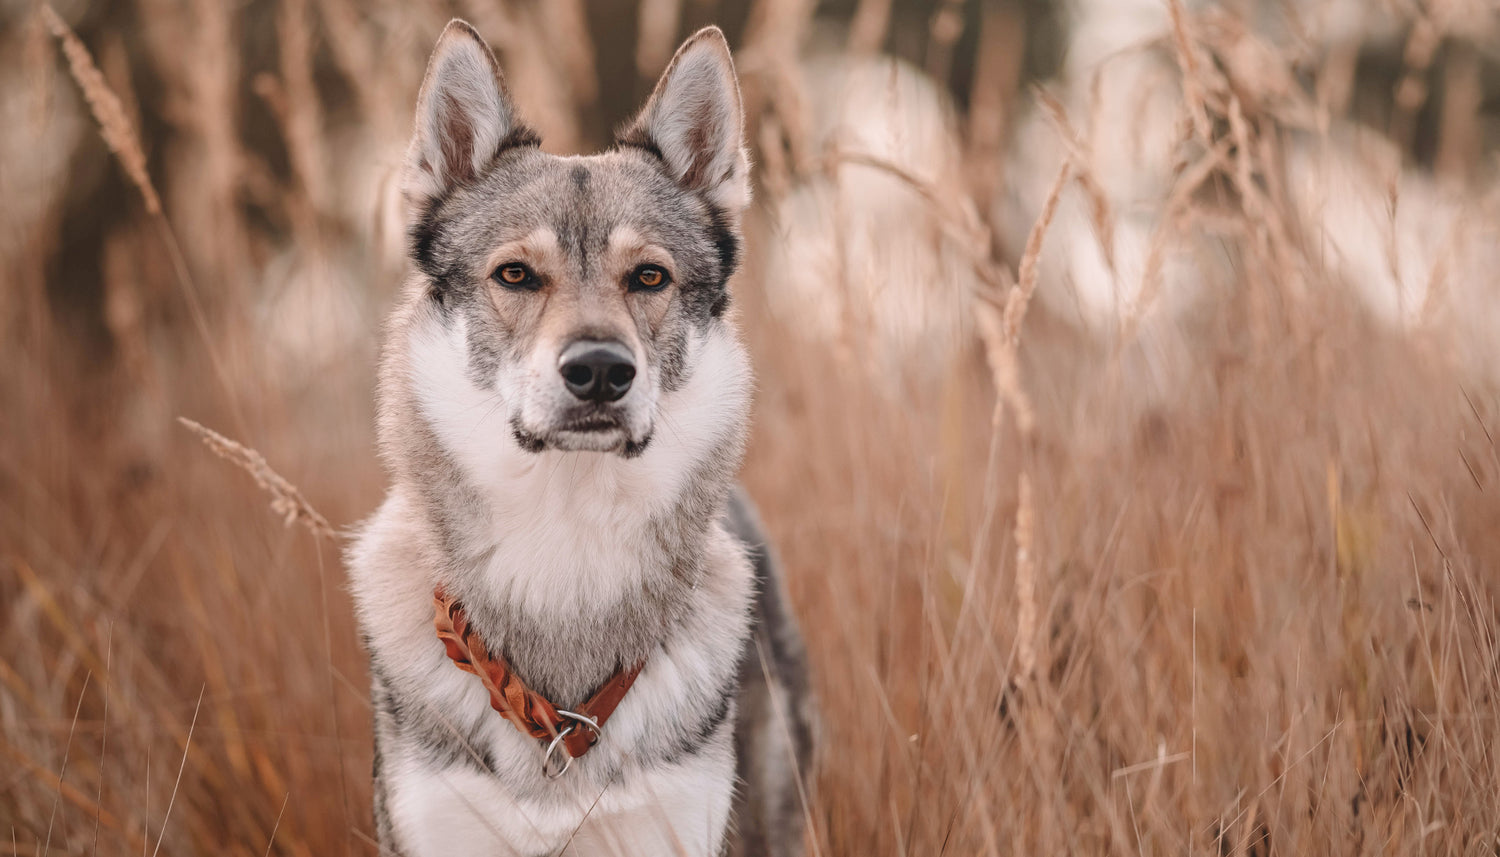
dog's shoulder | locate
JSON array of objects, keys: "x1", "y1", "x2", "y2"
[{"x1": 346, "y1": 489, "x2": 442, "y2": 655}]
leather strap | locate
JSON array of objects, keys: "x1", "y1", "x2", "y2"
[{"x1": 433, "y1": 587, "x2": 645, "y2": 760}]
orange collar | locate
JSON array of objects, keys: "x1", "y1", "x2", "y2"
[{"x1": 432, "y1": 587, "x2": 644, "y2": 776}]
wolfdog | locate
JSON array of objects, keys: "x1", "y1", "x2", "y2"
[{"x1": 346, "y1": 20, "x2": 813, "y2": 856}]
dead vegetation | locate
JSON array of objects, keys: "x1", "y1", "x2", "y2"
[{"x1": 3, "y1": 1, "x2": 1500, "y2": 855}]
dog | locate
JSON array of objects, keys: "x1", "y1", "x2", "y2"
[{"x1": 346, "y1": 20, "x2": 813, "y2": 856}]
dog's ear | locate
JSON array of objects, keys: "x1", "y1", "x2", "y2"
[
  {"x1": 620, "y1": 27, "x2": 749, "y2": 212},
  {"x1": 404, "y1": 20, "x2": 536, "y2": 209}
]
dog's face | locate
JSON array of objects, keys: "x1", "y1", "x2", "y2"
[{"x1": 400, "y1": 22, "x2": 749, "y2": 458}]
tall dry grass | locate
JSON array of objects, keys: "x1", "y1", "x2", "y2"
[{"x1": 4, "y1": 1, "x2": 1500, "y2": 855}]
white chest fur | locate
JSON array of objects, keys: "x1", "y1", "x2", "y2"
[{"x1": 351, "y1": 492, "x2": 750, "y2": 855}]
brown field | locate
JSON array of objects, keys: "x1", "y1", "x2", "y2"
[{"x1": 4, "y1": 1, "x2": 1499, "y2": 855}]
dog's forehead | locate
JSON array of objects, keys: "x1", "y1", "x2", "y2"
[{"x1": 465, "y1": 149, "x2": 697, "y2": 248}]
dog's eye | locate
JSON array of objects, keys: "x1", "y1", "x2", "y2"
[
  {"x1": 492, "y1": 264, "x2": 538, "y2": 290},
  {"x1": 630, "y1": 265, "x2": 670, "y2": 292}
]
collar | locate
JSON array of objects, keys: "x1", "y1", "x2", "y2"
[{"x1": 432, "y1": 586, "x2": 644, "y2": 777}]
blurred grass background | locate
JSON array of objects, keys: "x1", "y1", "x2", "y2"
[{"x1": 3, "y1": 0, "x2": 1500, "y2": 854}]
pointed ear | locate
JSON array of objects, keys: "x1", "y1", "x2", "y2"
[
  {"x1": 619, "y1": 27, "x2": 750, "y2": 212},
  {"x1": 404, "y1": 20, "x2": 537, "y2": 209}
]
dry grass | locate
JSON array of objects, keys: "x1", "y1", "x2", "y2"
[
  {"x1": 175, "y1": 418, "x2": 334, "y2": 541},
  {"x1": 38, "y1": 5, "x2": 160, "y2": 216},
  {"x1": 4, "y1": 1, "x2": 1500, "y2": 855}
]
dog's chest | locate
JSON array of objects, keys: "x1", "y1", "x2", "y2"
[
  {"x1": 383, "y1": 708, "x2": 738, "y2": 856},
  {"x1": 369, "y1": 529, "x2": 750, "y2": 856},
  {"x1": 350, "y1": 459, "x2": 754, "y2": 854},
  {"x1": 353, "y1": 487, "x2": 753, "y2": 747}
]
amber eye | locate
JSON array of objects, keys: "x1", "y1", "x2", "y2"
[
  {"x1": 492, "y1": 263, "x2": 537, "y2": 290},
  {"x1": 630, "y1": 265, "x2": 669, "y2": 292}
]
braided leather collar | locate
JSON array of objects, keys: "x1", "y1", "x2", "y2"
[{"x1": 433, "y1": 587, "x2": 644, "y2": 772}]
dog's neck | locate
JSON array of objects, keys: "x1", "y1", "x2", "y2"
[{"x1": 418, "y1": 447, "x2": 727, "y2": 705}]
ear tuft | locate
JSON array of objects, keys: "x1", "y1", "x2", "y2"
[
  {"x1": 404, "y1": 20, "x2": 535, "y2": 210},
  {"x1": 620, "y1": 27, "x2": 750, "y2": 212}
]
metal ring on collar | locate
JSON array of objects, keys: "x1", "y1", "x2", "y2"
[
  {"x1": 556, "y1": 709, "x2": 601, "y2": 738},
  {"x1": 542, "y1": 725, "x2": 576, "y2": 779},
  {"x1": 541, "y1": 711, "x2": 605, "y2": 779}
]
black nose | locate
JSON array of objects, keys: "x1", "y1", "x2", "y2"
[{"x1": 558, "y1": 340, "x2": 636, "y2": 403}]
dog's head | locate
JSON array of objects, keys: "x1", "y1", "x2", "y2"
[{"x1": 396, "y1": 21, "x2": 749, "y2": 460}]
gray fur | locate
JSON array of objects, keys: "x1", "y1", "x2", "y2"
[
  {"x1": 349, "y1": 20, "x2": 811, "y2": 857},
  {"x1": 726, "y1": 491, "x2": 817, "y2": 857}
]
